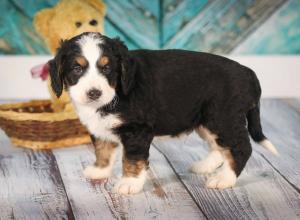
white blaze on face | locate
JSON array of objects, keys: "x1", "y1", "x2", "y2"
[{"x1": 69, "y1": 33, "x2": 115, "y2": 106}]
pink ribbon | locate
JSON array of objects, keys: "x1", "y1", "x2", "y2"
[{"x1": 31, "y1": 63, "x2": 49, "y2": 81}]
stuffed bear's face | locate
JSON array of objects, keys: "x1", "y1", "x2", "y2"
[
  {"x1": 35, "y1": 0, "x2": 106, "y2": 53},
  {"x1": 51, "y1": 2, "x2": 105, "y2": 43}
]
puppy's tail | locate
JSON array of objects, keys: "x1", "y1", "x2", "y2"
[{"x1": 247, "y1": 104, "x2": 279, "y2": 156}]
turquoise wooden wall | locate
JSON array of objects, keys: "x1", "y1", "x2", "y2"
[{"x1": 0, "y1": 0, "x2": 299, "y2": 54}]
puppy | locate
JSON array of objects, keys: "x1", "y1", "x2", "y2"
[{"x1": 49, "y1": 32, "x2": 278, "y2": 195}]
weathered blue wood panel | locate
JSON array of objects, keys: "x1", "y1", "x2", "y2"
[
  {"x1": 0, "y1": 1, "x2": 48, "y2": 54},
  {"x1": 104, "y1": 19, "x2": 140, "y2": 50},
  {"x1": 0, "y1": 0, "x2": 299, "y2": 54},
  {"x1": 103, "y1": 0, "x2": 160, "y2": 49},
  {"x1": 131, "y1": 0, "x2": 160, "y2": 19},
  {"x1": 233, "y1": 0, "x2": 300, "y2": 54},
  {"x1": 163, "y1": 0, "x2": 237, "y2": 50},
  {"x1": 162, "y1": 0, "x2": 209, "y2": 44},
  {"x1": 163, "y1": 0, "x2": 287, "y2": 53},
  {"x1": 10, "y1": 0, "x2": 57, "y2": 18}
]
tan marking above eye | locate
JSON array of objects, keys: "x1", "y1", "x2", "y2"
[
  {"x1": 98, "y1": 56, "x2": 109, "y2": 67},
  {"x1": 75, "y1": 56, "x2": 88, "y2": 67}
]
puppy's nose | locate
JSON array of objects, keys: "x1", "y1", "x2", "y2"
[{"x1": 87, "y1": 89, "x2": 102, "y2": 100}]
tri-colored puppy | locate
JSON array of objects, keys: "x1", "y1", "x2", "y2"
[{"x1": 49, "y1": 32, "x2": 278, "y2": 195}]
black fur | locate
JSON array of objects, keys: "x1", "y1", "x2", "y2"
[
  {"x1": 50, "y1": 32, "x2": 269, "y2": 178},
  {"x1": 111, "y1": 49, "x2": 262, "y2": 176},
  {"x1": 48, "y1": 58, "x2": 63, "y2": 98}
]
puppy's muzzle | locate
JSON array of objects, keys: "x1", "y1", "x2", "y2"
[{"x1": 87, "y1": 88, "x2": 102, "y2": 101}]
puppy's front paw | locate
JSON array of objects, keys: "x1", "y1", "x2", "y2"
[
  {"x1": 206, "y1": 168, "x2": 237, "y2": 189},
  {"x1": 83, "y1": 165, "x2": 111, "y2": 179},
  {"x1": 113, "y1": 176, "x2": 145, "y2": 195}
]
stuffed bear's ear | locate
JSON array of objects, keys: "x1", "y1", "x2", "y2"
[
  {"x1": 34, "y1": 8, "x2": 54, "y2": 40},
  {"x1": 48, "y1": 57, "x2": 63, "y2": 98},
  {"x1": 111, "y1": 38, "x2": 135, "y2": 95},
  {"x1": 86, "y1": 0, "x2": 107, "y2": 16}
]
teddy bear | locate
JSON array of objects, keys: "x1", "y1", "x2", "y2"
[{"x1": 33, "y1": 0, "x2": 106, "y2": 112}]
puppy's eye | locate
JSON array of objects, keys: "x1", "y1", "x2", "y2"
[
  {"x1": 72, "y1": 65, "x2": 83, "y2": 75},
  {"x1": 102, "y1": 65, "x2": 111, "y2": 74}
]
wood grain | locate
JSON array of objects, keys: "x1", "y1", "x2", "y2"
[
  {"x1": 256, "y1": 99, "x2": 300, "y2": 190},
  {"x1": 163, "y1": 0, "x2": 287, "y2": 53},
  {"x1": 1, "y1": 0, "x2": 299, "y2": 54},
  {"x1": 153, "y1": 130, "x2": 300, "y2": 220},
  {"x1": 0, "y1": 1, "x2": 48, "y2": 54},
  {"x1": 162, "y1": 0, "x2": 209, "y2": 44},
  {"x1": 1, "y1": 99, "x2": 300, "y2": 219},
  {"x1": 0, "y1": 130, "x2": 73, "y2": 219},
  {"x1": 233, "y1": 0, "x2": 300, "y2": 54},
  {"x1": 53, "y1": 144, "x2": 205, "y2": 220},
  {"x1": 104, "y1": 0, "x2": 160, "y2": 49},
  {"x1": 283, "y1": 98, "x2": 300, "y2": 113}
]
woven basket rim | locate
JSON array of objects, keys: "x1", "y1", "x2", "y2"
[
  {"x1": 0, "y1": 99, "x2": 78, "y2": 121},
  {"x1": 11, "y1": 136, "x2": 91, "y2": 149}
]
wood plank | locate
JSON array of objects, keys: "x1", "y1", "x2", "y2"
[
  {"x1": 104, "y1": 20, "x2": 140, "y2": 50},
  {"x1": 0, "y1": 1, "x2": 48, "y2": 54},
  {"x1": 153, "y1": 131, "x2": 300, "y2": 220},
  {"x1": 163, "y1": 0, "x2": 238, "y2": 49},
  {"x1": 162, "y1": 0, "x2": 209, "y2": 44},
  {"x1": 10, "y1": 0, "x2": 56, "y2": 18},
  {"x1": 233, "y1": 0, "x2": 300, "y2": 54},
  {"x1": 131, "y1": 0, "x2": 160, "y2": 19},
  {"x1": 282, "y1": 98, "x2": 300, "y2": 113},
  {"x1": 0, "y1": 130, "x2": 73, "y2": 219},
  {"x1": 53, "y1": 144, "x2": 205, "y2": 220},
  {"x1": 163, "y1": 0, "x2": 286, "y2": 53},
  {"x1": 104, "y1": 0, "x2": 160, "y2": 49},
  {"x1": 255, "y1": 99, "x2": 300, "y2": 189}
]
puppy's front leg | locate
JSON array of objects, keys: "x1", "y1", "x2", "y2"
[
  {"x1": 114, "y1": 125, "x2": 153, "y2": 195},
  {"x1": 84, "y1": 137, "x2": 118, "y2": 179}
]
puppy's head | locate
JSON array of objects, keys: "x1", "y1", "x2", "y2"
[{"x1": 48, "y1": 32, "x2": 135, "y2": 107}]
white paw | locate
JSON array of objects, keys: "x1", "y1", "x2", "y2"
[
  {"x1": 190, "y1": 160, "x2": 219, "y2": 174},
  {"x1": 113, "y1": 170, "x2": 147, "y2": 195},
  {"x1": 206, "y1": 167, "x2": 237, "y2": 189},
  {"x1": 113, "y1": 177, "x2": 144, "y2": 195},
  {"x1": 83, "y1": 165, "x2": 111, "y2": 179}
]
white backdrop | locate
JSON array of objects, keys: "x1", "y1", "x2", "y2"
[{"x1": 0, "y1": 56, "x2": 299, "y2": 99}]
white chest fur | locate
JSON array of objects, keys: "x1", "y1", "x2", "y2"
[{"x1": 74, "y1": 104, "x2": 122, "y2": 143}]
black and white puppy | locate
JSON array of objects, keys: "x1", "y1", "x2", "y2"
[{"x1": 49, "y1": 32, "x2": 278, "y2": 195}]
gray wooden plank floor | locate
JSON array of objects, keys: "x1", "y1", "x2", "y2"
[{"x1": 0, "y1": 99, "x2": 299, "y2": 220}]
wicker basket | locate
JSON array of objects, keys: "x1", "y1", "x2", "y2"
[{"x1": 0, "y1": 100, "x2": 91, "y2": 149}]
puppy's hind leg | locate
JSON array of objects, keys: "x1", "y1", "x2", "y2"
[
  {"x1": 190, "y1": 126, "x2": 224, "y2": 174},
  {"x1": 206, "y1": 127, "x2": 252, "y2": 189},
  {"x1": 84, "y1": 137, "x2": 118, "y2": 179}
]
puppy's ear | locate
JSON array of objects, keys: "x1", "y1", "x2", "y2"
[
  {"x1": 48, "y1": 57, "x2": 63, "y2": 98},
  {"x1": 120, "y1": 59, "x2": 136, "y2": 95},
  {"x1": 111, "y1": 38, "x2": 135, "y2": 95},
  {"x1": 48, "y1": 40, "x2": 69, "y2": 97}
]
